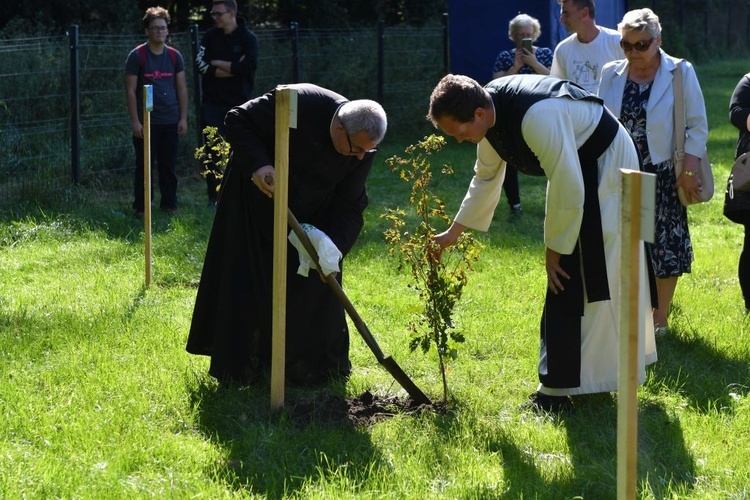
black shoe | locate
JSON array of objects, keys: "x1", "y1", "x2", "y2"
[
  {"x1": 510, "y1": 203, "x2": 522, "y2": 214},
  {"x1": 520, "y1": 391, "x2": 574, "y2": 415},
  {"x1": 134, "y1": 210, "x2": 144, "y2": 219}
]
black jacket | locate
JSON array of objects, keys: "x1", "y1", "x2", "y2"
[
  {"x1": 196, "y1": 17, "x2": 259, "y2": 106},
  {"x1": 724, "y1": 73, "x2": 750, "y2": 224}
]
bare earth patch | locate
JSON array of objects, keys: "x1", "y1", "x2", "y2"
[{"x1": 284, "y1": 390, "x2": 449, "y2": 427}]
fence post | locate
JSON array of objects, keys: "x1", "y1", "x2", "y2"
[
  {"x1": 442, "y1": 12, "x2": 450, "y2": 75},
  {"x1": 377, "y1": 20, "x2": 384, "y2": 103},
  {"x1": 191, "y1": 24, "x2": 203, "y2": 145},
  {"x1": 68, "y1": 25, "x2": 80, "y2": 185},
  {"x1": 290, "y1": 22, "x2": 300, "y2": 83},
  {"x1": 727, "y1": 0, "x2": 734, "y2": 51}
]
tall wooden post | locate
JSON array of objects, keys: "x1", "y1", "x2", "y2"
[
  {"x1": 143, "y1": 85, "x2": 153, "y2": 288},
  {"x1": 617, "y1": 170, "x2": 655, "y2": 500},
  {"x1": 270, "y1": 86, "x2": 298, "y2": 409}
]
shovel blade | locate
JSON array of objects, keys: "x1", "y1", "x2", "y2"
[{"x1": 379, "y1": 356, "x2": 431, "y2": 405}]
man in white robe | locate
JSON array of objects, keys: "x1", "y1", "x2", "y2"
[{"x1": 427, "y1": 73, "x2": 657, "y2": 413}]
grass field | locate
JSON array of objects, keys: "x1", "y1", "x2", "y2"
[{"x1": 1, "y1": 60, "x2": 748, "y2": 498}]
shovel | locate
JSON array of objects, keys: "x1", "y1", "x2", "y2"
[{"x1": 286, "y1": 208, "x2": 431, "y2": 405}]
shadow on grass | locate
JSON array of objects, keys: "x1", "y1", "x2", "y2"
[
  {"x1": 486, "y1": 430, "x2": 577, "y2": 497},
  {"x1": 563, "y1": 395, "x2": 695, "y2": 497},
  {"x1": 187, "y1": 376, "x2": 382, "y2": 497},
  {"x1": 0, "y1": 186, "x2": 216, "y2": 288},
  {"x1": 480, "y1": 394, "x2": 694, "y2": 497},
  {"x1": 649, "y1": 325, "x2": 750, "y2": 414},
  {"x1": 0, "y1": 178, "x2": 215, "y2": 244}
]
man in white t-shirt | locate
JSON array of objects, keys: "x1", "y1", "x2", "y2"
[{"x1": 550, "y1": 0, "x2": 624, "y2": 95}]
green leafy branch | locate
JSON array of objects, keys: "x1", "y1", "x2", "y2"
[
  {"x1": 194, "y1": 125, "x2": 230, "y2": 183},
  {"x1": 381, "y1": 134, "x2": 482, "y2": 403}
]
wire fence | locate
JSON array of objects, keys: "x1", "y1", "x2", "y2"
[{"x1": 0, "y1": 22, "x2": 447, "y2": 210}]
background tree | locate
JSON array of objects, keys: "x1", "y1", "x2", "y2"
[{"x1": 0, "y1": 0, "x2": 447, "y2": 33}]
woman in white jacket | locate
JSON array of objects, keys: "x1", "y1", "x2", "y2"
[{"x1": 598, "y1": 8, "x2": 708, "y2": 336}]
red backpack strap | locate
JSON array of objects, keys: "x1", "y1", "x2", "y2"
[
  {"x1": 137, "y1": 44, "x2": 178, "y2": 70},
  {"x1": 166, "y1": 45, "x2": 179, "y2": 68},
  {"x1": 136, "y1": 43, "x2": 148, "y2": 69}
]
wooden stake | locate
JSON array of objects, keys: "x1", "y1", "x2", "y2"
[
  {"x1": 617, "y1": 170, "x2": 642, "y2": 500},
  {"x1": 270, "y1": 86, "x2": 297, "y2": 409},
  {"x1": 143, "y1": 85, "x2": 153, "y2": 288}
]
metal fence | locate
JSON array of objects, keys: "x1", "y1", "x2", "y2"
[{"x1": 0, "y1": 22, "x2": 447, "y2": 210}]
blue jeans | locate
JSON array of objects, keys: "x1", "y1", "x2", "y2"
[{"x1": 132, "y1": 122, "x2": 179, "y2": 212}]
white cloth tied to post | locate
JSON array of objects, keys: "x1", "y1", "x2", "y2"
[{"x1": 288, "y1": 223, "x2": 342, "y2": 277}]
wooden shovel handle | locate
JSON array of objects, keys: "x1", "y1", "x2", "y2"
[{"x1": 286, "y1": 208, "x2": 386, "y2": 360}]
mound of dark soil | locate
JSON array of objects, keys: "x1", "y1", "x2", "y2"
[{"x1": 284, "y1": 390, "x2": 448, "y2": 426}]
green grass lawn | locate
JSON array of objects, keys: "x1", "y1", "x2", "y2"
[{"x1": 1, "y1": 60, "x2": 749, "y2": 498}]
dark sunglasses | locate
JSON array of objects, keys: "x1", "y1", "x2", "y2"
[{"x1": 620, "y1": 38, "x2": 655, "y2": 53}]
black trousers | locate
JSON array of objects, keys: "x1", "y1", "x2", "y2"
[
  {"x1": 132, "y1": 122, "x2": 178, "y2": 212},
  {"x1": 502, "y1": 163, "x2": 521, "y2": 207}
]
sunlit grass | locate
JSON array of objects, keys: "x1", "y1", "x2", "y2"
[{"x1": 0, "y1": 60, "x2": 748, "y2": 498}]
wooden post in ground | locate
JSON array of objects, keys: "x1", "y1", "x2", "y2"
[
  {"x1": 617, "y1": 170, "x2": 655, "y2": 500},
  {"x1": 143, "y1": 85, "x2": 153, "y2": 288},
  {"x1": 270, "y1": 86, "x2": 298, "y2": 409}
]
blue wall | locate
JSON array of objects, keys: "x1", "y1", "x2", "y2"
[{"x1": 448, "y1": 0, "x2": 625, "y2": 85}]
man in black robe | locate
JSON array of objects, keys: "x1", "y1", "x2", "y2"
[{"x1": 186, "y1": 84, "x2": 388, "y2": 386}]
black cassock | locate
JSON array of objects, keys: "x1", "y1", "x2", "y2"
[{"x1": 186, "y1": 84, "x2": 374, "y2": 386}]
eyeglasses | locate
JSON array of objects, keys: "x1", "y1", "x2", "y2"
[
  {"x1": 620, "y1": 38, "x2": 655, "y2": 52},
  {"x1": 344, "y1": 130, "x2": 377, "y2": 155},
  {"x1": 148, "y1": 26, "x2": 168, "y2": 33},
  {"x1": 210, "y1": 11, "x2": 228, "y2": 19}
]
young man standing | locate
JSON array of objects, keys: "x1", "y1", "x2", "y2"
[
  {"x1": 550, "y1": 0, "x2": 624, "y2": 95},
  {"x1": 125, "y1": 6, "x2": 188, "y2": 216},
  {"x1": 196, "y1": 0, "x2": 259, "y2": 206}
]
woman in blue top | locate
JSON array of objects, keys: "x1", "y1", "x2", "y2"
[
  {"x1": 491, "y1": 14, "x2": 553, "y2": 214},
  {"x1": 492, "y1": 14, "x2": 553, "y2": 79}
]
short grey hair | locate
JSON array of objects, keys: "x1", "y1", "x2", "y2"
[
  {"x1": 338, "y1": 100, "x2": 388, "y2": 144},
  {"x1": 618, "y1": 8, "x2": 662, "y2": 38},
  {"x1": 509, "y1": 14, "x2": 541, "y2": 42}
]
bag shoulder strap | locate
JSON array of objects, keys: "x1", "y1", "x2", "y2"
[
  {"x1": 165, "y1": 45, "x2": 179, "y2": 68},
  {"x1": 136, "y1": 43, "x2": 148, "y2": 69},
  {"x1": 137, "y1": 43, "x2": 178, "y2": 71},
  {"x1": 672, "y1": 60, "x2": 685, "y2": 155}
]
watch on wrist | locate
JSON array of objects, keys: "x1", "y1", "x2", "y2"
[{"x1": 683, "y1": 170, "x2": 696, "y2": 177}]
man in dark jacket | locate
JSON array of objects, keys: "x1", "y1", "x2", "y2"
[
  {"x1": 196, "y1": 0, "x2": 259, "y2": 205},
  {"x1": 187, "y1": 84, "x2": 387, "y2": 387}
]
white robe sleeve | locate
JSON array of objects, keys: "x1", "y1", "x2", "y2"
[{"x1": 453, "y1": 138, "x2": 506, "y2": 232}]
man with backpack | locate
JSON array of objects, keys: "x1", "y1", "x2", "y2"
[{"x1": 125, "y1": 6, "x2": 188, "y2": 217}]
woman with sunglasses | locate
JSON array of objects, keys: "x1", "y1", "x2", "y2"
[{"x1": 598, "y1": 8, "x2": 708, "y2": 336}]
